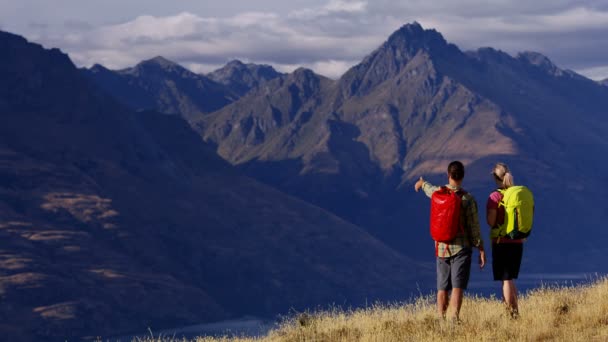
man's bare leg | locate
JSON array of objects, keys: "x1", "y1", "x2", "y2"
[
  {"x1": 437, "y1": 290, "x2": 449, "y2": 318},
  {"x1": 448, "y1": 288, "x2": 464, "y2": 320}
]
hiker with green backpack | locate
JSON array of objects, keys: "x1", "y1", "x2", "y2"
[
  {"x1": 415, "y1": 161, "x2": 486, "y2": 322},
  {"x1": 487, "y1": 162, "x2": 534, "y2": 319}
]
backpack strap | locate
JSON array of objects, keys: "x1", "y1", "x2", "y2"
[
  {"x1": 494, "y1": 188, "x2": 508, "y2": 237},
  {"x1": 496, "y1": 188, "x2": 506, "y2": 208},
  {"x1": 455, "y1": 189, "x2": 467, "y2": 235}
]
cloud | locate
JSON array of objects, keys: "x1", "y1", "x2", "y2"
[
  {"x1": 63, "y1": 19, "x2": 93, "y2": 31},
  {"x1": 46, "y1": 5, "x2": 382, "y2": 75},
  {"x1": 306, "y1": 59, "x2": 359, "y2": 79},
  {"x1": 97, "y1": 12, "x2": 205, "y2": 43},
  {"x1": 576, "y1": 65, "x2": 608, "y2": 81},
  {"x1": 289, "y1": 0, "x2": 367, "y2": 19},
  {"x1": 23, "y1": 0, "x2": 608, "y2": 80},
  {"x1": 411, "y1": 5, "x2": 608, "y2": 71}
]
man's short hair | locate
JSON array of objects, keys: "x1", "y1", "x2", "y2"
[{"x1": 448, "y1": 161, "x2": 465, "y2": 181}]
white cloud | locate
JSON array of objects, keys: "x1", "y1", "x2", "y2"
[
  {"x1": 417, "y1": 6, "x2": 608, "y2": 37},
  {"x1": 289, "y1": 0, "x2": 367, "y2": 19},
  {"x1": 19, "y1": 0, "x2": 608, "y2": 81},
  {"x1": 182, "y1": 62, "x2": 225, "y2": 74},
  {"x1": 306, "y1": 59, "x2": 358, "y2": 79},
  {"x1": 575, "y1": 65, "x2": 608, "y2": 81},
  {"x1": 325, "y1": 0, "x2": 367, "y2": 13},
  {"x1": 98, "y1": 12, "x2": 204, "y2": 43},
  {"x1": 263, "y1": 59, "x2": 358, "y2": 79},
  {"x1": 53, "y1": 5, "x2": 383, "y2": 74},
  {"x1": 535, "y1": 6, "x2": 608, "y2": 31}
]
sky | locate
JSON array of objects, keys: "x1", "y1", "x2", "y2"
[{"x1": 1, "y1": 0, "x2": 607, "y2": 80}]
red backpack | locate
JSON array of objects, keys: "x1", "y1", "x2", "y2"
[{"x1": 430, "y1": 187, "x2": 465, "y2": 242}]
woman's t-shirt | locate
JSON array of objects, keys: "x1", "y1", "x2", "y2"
[{"x1": 486, "y1": 190, "x2": 505, "y2": 227}]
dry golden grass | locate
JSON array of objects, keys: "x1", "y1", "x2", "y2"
[{"x1": 137, "y1": 277, "x2": 608, "y2": 342}]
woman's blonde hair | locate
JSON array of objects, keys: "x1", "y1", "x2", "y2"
[{"x1": 492, "y1": 162, "x2": 514, "y2": 188}]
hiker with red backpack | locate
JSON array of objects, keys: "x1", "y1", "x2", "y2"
[
  {"x1": 487, "y1": 163, "x2": 534, "y2": 319},
  {"x1": 415, "y1": 161, "x2": 485, "y2": 322}
]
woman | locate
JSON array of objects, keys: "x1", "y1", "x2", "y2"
[{"x1": 487, "y1": 162, "x2": 522, "y2": 319}]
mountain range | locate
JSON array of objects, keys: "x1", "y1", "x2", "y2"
[
  {"x1": 0, "y1": 30, "x2": 429, "y2": 340},
  {"x1": 85, "y1": 23, "x2": 608, "y2": 271}
]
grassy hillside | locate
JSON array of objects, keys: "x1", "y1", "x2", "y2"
[{"x1": 139, "y1": 277, "x2": 608, "y2": 341}]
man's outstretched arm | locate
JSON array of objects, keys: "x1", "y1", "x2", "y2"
[{"x1": 415, "y1": 176, "x2": 439, "y2": 198}]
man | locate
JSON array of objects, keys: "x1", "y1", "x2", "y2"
[{"x1": 414, "y1": 161, "x2": 485, "y2": 322}]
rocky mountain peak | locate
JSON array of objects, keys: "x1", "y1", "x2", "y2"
[
  {"x1": 1, "y1": 30, "x2": 29, "y2": 48},
  {"x1": 210, "y1": 59, "x2": 282, "y2": 78},
  {"x1": 123, "y1": 55, "x2": 185, "y2": 76},
  {"x1": 282, "y1": 67, "x2": 326, "y2": 99},
  {"x1": 517, "y1": 51, "x2": 563, "y2": 76},
  {"x1": 291, "y1": 67, "x2": 316, "y2": 79},
  {"x1": 207, "y1": 59, "x2": 283, "y2": 96},
  {"x1": 473, "y1": 47, "x2": 513, "y2": 60},
  {"x1": 338, "y1": 22, "x2": 449, "y2": 97},
  {"x1": 386, "y1": 22, "x2": 448, "y2": 54},
  {"x1": 88, "y1": 63, "x2": 111, "y2": 73},
  {"x1": 225, "y1": 59, "x2": 246, "y2": 68},
  {"x1": 0, "y1": 30, "x2": 87, "y2": 114},
  {"x1": 1, "y1": 30, "x2": 75, "y2": 73},
  {"x1": 207, "y1": 60, "x2": 246, "y2": 82},
  {"x1": 143, "y1": 55, "x2": 178, "y2": 67}
]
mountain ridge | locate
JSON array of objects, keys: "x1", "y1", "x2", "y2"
[
  {"x1": 193, "y1": 23, "x2": 608, "y2": 267},
  {"x1": 82, "y1": 55, "x2": 237, "y2": 118}
]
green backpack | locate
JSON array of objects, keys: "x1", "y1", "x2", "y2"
[{"x1": 498, "y1": 185, "x2": 534, "y2": 239}]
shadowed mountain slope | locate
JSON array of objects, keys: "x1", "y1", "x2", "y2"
[{"x1": 0, "y1": 31, "x2": 430, "y2": 341}]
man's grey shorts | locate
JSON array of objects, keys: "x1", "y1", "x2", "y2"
[{"x1": 436, "y1": 248, "x2": 472, "y2": 291}]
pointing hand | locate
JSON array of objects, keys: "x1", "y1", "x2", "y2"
[{"x1": 414, "y1": 177, "x2": 425, "y2": 192}]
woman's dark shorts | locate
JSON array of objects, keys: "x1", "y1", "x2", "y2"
[
  {"x1": 492, "y1": 243, "x2": 523, "y2": 281},
  {"x1": 436, "y1": 248, "x2": 472, "y2": 291}
]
